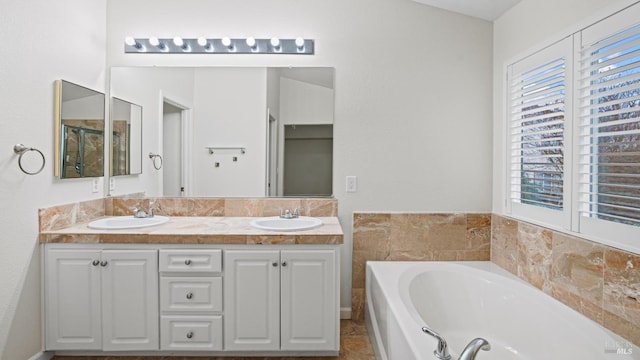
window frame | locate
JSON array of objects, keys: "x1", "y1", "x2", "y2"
[{"x1": 504, "y1": 2, "x2": 640, "y2": 255}]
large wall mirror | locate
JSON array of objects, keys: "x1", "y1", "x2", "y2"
[
  {"x1": 111, "y1": 97, "x2": 142, "y2": 176},
  {"x1": 54, "y1": 80, "x2": 105, "y2": 178},
  {"x1": 110, "y1": 67, "x2": 334, "y2": 198}
]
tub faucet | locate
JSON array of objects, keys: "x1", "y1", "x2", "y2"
[
  {"x1": 458, "y1": 338, "x2": 491, "y2": 360},
  {"x1": 422, "y1": 326, "x2": 491, "y2": 360}
]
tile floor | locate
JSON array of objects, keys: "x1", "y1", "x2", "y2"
[{"x1": 52, "y1": 320, "x2": 375, "y2": 360}]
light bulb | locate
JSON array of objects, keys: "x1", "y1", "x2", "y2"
[
  {"x1": 125, "y1": 37, "x2": 137, "y2": 46},
  {"x1": 222, "y1": 37, "x2": 232, "y2": 49},
  {"x1": 295, "y1": 37, "x2": 305, "y2": 49},
  {"x1": 197, "y1": 37, "x2": 208, "y2": 47},
  {"x1": 173, "y1": 37, "x2": 184, "y2": 47},
  {"x1": 270, "y1": 37, "x2": 281, "y2": 49},
  {"x1": 246, "y1": 37, "x2": 256, "y2": 49},
  {"x1": 149, "y1": 37, "x2": 160, "y2": 47}
]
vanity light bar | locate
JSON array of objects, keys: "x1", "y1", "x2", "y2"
[{"x1": 124, "y1": 37, "x2": 314, "y2": 54}]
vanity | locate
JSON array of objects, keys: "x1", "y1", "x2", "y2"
[{"x1": 39, "y1": 200, "x2": 343, "y2": 357}]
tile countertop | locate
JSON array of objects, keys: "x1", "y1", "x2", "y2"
[{"x1": 39, "y1": 216, "x2": 343, "y2": 245}]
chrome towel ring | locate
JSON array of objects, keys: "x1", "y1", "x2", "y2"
[
  {"x1": 14, "y1": 144, "x2": 45, "y2": 175},
  {"x1": 149, "y1": 152, "x2": 163, "y2": 170}
]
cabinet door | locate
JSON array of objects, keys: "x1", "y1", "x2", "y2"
[
  {"x1": 101, "y1": 250, "x2": 159, "y2": 351},
  {"x1": 280, "y1": 250, "x2": 337, "y2": 351},
  {"x1": 45, "y1": 249, "x2": 102, "y2": 350},
  {"x1": 224, "y1": 250, "x2": 280, "y2": 351}
]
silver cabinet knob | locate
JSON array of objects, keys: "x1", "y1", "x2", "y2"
[
  {"x1": 186, "y1": 331, "x2": 194, "y2": 339},
  {"x1": 184, "y1": 259, "x2": 192, "y2": 265},
  {"x1": 100, "y1": 261, "x2": 108, "y2": 267},
  {"x1": 272, "y1": 262, "x2": 278, "y2": 267},
  {"x1": 92, "y1": 260, "x2": 100, "y2": 266},
  {"x1": 281, "y1": 261, "x2": 287, "y2": 267},
  {"x1": 186, "y1": 292, "x2": 193, "y2": 300}
]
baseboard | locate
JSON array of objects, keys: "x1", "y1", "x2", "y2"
[
  {"x1": 29, "y1": 351, "x2": 53, "y2": 360},
  {"x1": 340, "y1": 307, "x2": 352, "y2": 319}
]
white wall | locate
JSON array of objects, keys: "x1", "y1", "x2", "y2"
[
  {"x1": 62, "y1": 94, "x2": 105, "y2": 120},
  {"x1": 0, "y1": 0, "x2": 107, "y2": 358},
  {"x1": 110, "y1": 67, "x2": 195, "y2": 196},
  {"x1": 492, "y1": 0, "x2": 640, "y2": 214},
  {"x1": 106, "y1": 0, "x2": 494, "y2": 313},
  {"x1": 191, "y1": 68, "x2": 267, "y2": 197},
  {"x1": 280, "y1": 77, "x2": 334, "y2": 125}
]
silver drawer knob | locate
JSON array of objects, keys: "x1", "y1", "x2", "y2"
[
  {"x1": 186, "y1": 292, "x2": 193, "y2": 300},
  {"x1": 100, "y1": 261, "x2": 108, "y2": 267},
  {"x1": 281, "y1": 261, "x2": 287, "y2": 267},
  {"x1": 272, "y1": 262, "x2": 278, "y2": 267},
  {"x1": 184, "y1": 259, "x2": 192, "y2": 265},
  {"x1": 186, "y1": 331, "x2": 194, "y2": 339},
  {"x1": 92, "y1": 260, "x2": 100, "y2": 266}
]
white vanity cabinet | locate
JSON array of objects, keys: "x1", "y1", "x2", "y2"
[
  {"x1": 159, "y1": 249, "x2": 223, "y2": 351},
  {"x1": 44, "y1": 249, "x2": 159, "y2": 351},
  {"x1": 224, "y1": 249, "x2": 338, "y2": 352}
]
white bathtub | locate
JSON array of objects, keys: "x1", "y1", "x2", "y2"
[{"x1": 365, "y1": 261, "x2": 639, "y2": 360}]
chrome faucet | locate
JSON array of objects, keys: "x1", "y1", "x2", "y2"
[
  {"x1": 422, "y1": 326, "x2": 491, "y2": 360},
  {"x1": 458, "y1": 338, "x2": 491, "y2": 360},
  {"x1": 280, "y1": 208, "x2": 299, "y2": 219},
  {"x1": 133, "y1": 201, "x2": 160, "y2": 218}
]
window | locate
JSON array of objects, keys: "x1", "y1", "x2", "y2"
[
  {"x1": 506, "y1": 3, "x2": 640, "y2": 251},
  {"x1": 507, "y1": 37, "x2": 573, "y2": 229}
]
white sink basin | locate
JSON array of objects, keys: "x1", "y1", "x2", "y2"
[
  {"x1": 88, "y1": 216, "x2": 170, "y2": 230},
  {"x1": 250, "y1": 216, "x2": 323, "y2": 232}
]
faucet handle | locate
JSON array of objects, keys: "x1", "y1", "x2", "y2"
[
  {"x1": 422, "y1": 326, "x2": 452, "y2": 360},
  {"x1": 293, "y1": 208, "x2": 300, "y2": 217},
  {"x1": 133, "y1": 207, "x2": 147, "y2": 218}
]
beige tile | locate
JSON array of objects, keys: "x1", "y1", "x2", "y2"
[
  {"x1": 549, "y1": 282, "x2": 604, "y2": 324},
  {"x1": 604, "y1": 309, "x2": 640, "y2": 347},
  {"x1": 224, "y1": 198, "x2": 263, "y2": 216},
  {"x1": 351, "y1": 288, "x2": 366, "y2": 322},
  {"x1": 39, "y1": 203, "x2": 77, "y2": 231},
  {"x1": 352, "y1": 213, "x2": 391, "y2": 251},
  {"x1": 389, "y1": 213, "x2": 429, "y2": 259},
  {"x1": 262, "y1": 198, "x2": 302, "y2": 217},
  {"x1": 517, "y1": 222, "x2": 553, "y2": 291},
  {"x1": 466, "y1": 213, "x2": 492, "y2": 251},
  {"x1": 603, "y1": 248, "x2": 640, "y2": 330},
  {"x1": 426, "y1": 213, "x2": 467, "y2": 251},
  {"x1": 77, "y1": 198, "x2": 106, "y2": 223},
  {"x1": 491, "y1": 215, "x2": 518, "y2": 274},
  {"x1": 302, "y1": 198, "x2": 338, "y2": 217},
  {"x1": 191, "y1": 198, "x2": 225, "y2": 216},
  {"x1": 551, "y1": 233, "x2": 604, "y2": 309}
]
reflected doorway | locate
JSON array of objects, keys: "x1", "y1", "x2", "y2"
[
  {"x1": 283, "y1": 124, "x2": 333, "y2": 196},
  {"x1": 162, "y1": 100, "x2": 189, "y2": 197}
]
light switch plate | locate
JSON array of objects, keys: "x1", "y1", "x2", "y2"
[
  {"x1": 346, "y1": 176, "x2": 357, "y2": 193},
  {"x1": 109, "y1": 177, "x2": 116, "y2": 191},
  {"x1": 92, "y1": 178, "x2": 99, "y2": 193}
]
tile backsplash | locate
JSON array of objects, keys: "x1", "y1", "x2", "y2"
[{"x1": 39, "y1": 197, "x2": 337, "y2": 232}]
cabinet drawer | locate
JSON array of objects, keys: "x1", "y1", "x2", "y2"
[
  {"x1": 161, "y1": 315, "x2": 222, "y2": 351},
  {"x1": 160, "y1": 277, "x2": 222, "y2": 312},
  {"x1": 159, "y1": 249, "x2": 222, "y2": 273}
]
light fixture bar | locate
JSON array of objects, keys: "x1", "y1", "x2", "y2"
[{"x1": 124, "y1": 38, "x2": 314, "y2": 54}]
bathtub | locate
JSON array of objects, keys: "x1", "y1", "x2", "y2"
[{"x1": 365, "y1": 261, "x2": 639, "y2": 360}]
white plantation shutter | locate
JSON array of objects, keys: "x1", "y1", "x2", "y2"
[
  {"x1": 507, "y1": 37, "x2": 573, "y2": 228},
  {"x1": 577, "y1": 9, "x2": 640, "y2": 241}
]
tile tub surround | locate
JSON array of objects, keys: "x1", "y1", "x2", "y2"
[
  {"x1": 351, "y1": 212, "x2": 492, "y2": 321},
  {"x1": 491, "y1": 214, "x2": 640, "y2": 346}
]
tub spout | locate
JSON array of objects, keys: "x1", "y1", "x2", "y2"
[
  {"x1": 421, "y1": 326, "x2": 451, "y2": 360},
  {"x1": 458, "y1": 338, "x2": 491, "y2": 360}
]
